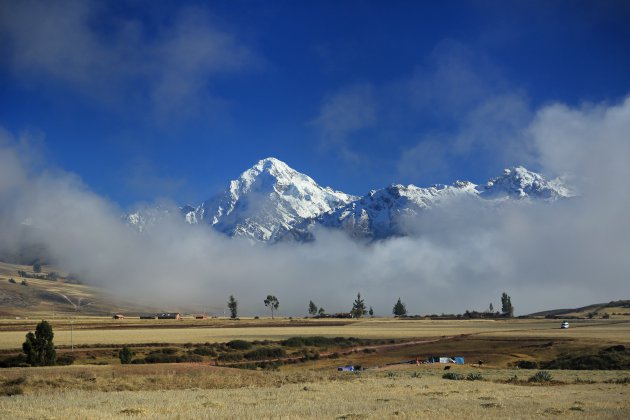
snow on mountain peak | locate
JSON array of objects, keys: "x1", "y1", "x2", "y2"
[
  {"x1": 191, "y1": 157, "x2": 357, "y2": 241},
  {"x1": 126, "y1": 159, "x2": 574, "y2": 242},
  {"x1": 478, "y1": 166, "x2": 572, "y2": 200}
]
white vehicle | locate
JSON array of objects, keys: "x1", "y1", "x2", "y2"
[{"x1": 560, "y1": 321, "x2": 570, "y2": 329}]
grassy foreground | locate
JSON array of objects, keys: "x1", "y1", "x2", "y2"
[
  {"x1": 0, "y1": 317, "x2": 629, "y2": 418},
  {"x1": 1, "y1": 366, "x2": 629, "y2": 419}
]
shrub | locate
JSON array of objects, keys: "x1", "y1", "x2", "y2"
[
  {"x1": 283, "y1": 336, "x2": 338, "y2": 347},
  {"x1": 227, "y1": 340, "x2": 252, "y2": 350},
  {"x1": 529, "y1": 371, "x2": 553, "y2": 382},
  {"x1": 218, "y1": 352, "x2": 244, "y2": 362},
  {"x1": 8, "y1": 278, "x2": 16, "y2": 284},
  {"x1": 244, "y1": 347, "x2": 286, "y2": 360},
  {"x1": 515, "y1": 360, "x2": 538, "y2": 369},
  {"x1": 119, "y1": 346, "x2": 134, "y2": 364},
  {"x1": 57, "y1": 354, "x2": 75, "y2": 366},
  {"x1": 466, "y1": 372, "x2": 484, "y2": 381},
  {"x1": 605, "y1": 377, "x2": 630, "y2": 384},
  {"x1": 193, "y1": 346, "x2": 217, "y2": 357},
  {"x1": 0, "y1": 354, "x2": 26, "y2": 368},
  {"x1": 442, "y1": 372, "x2": 465, "y2": 380}
]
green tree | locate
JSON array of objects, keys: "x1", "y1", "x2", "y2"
[
  {"x1": 264, "y1": 295, "x2": 279, "y2": 319},
  {"x1": 119, "y1": 346, "x2": 134, "y2": 364},
  {"x1": 369, "y1": 306, "x2": 374, "y2": 317},
  {"x1": 22, "y1": 320, "x2": 56, "y2": 366},
  {"x1": 33, "y1": 262, "x2": 42, "y2": 273},
  {"x1": 308, "y1": 300, "x2": 318, "y2": 316},
  {"x1": 351, "y1": 293, "x2": 366, "y2": 318},
  {"x1": 501, "y1": 293, "x2": 514, "y2": 317},
  {"x1": 318, "y1": 307, "x2": 325, "y2": 316},
  {"x1": 393, "y1": 298, "x2": 407, "y2": 317},
  {"x1": 228, "y1": 295, "x2": 238, "y2": 319},
  {"x1": 489, "y1": 303, "x2": 494, "y2": 313}
]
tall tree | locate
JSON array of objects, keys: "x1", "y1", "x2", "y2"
[
  {"x1": 369, "y1": 306, "x2": 374, "y2": 317},
  {"x1": 318, "y1": 307, "x2": 325, "y2": 316},
  {"x1": 501, "y1": 293, "x2": 514, "y2": 317},
  {"x1": 33, "y1": 262, "x2": 42, "y2": 273},
  {"x1": 228, "y1": 295, "x2": 238, "y2": 319},
  {"x1": 264, "y1": 295, "x2": 279, "y2": 319},
  {"x1": 308, "y1": 300, "x2": 318, "y2": 316},
  {"x1": 489, "y1": 303, "x2": 494, "y2": 313},
  {"x1": 392, "y1": 298, "x2": 407, "y2": 317},
  {"x1": 23, "y1": 320, "x2": 56, "y2": 366},
  {"x1": 351, "y1": 293, "x2": 366, "y2": 318}
]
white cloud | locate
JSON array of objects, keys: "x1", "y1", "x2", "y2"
[
  {"x1": 311, "y1": 84, "x2": 377, "y2": 162},
  {"x1": 0, "y1": 0, "x2": 259, "y2": 119}
]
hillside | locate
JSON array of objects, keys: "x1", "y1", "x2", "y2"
[
  {"x1": 529, "y1": 300, "x2": 630, "y2": 318},
  {"x1": 0, "y1": 261, "x2": 158, "y2": 318}
]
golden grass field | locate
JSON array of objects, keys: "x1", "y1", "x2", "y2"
[
  {"x1": 0, "y1": 364, "x2": 629, "y2": 419},
  {"x1": 1, "y1": 317, "x2": 629, "y2": 350},
  {"x1": 0, "y1": 317, "x2": 628, "y2": 419}
]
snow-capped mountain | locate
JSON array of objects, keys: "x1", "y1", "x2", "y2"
[
  {"x1": 311, "y1": 166, "x2": 573, "y2": 240},
  {"x1": 181, "y1": 157, "x2": 356, "y2": 241},
  {"x1": 314, "y1": 182, "x2": 478, "y2": 240},
  {"x1": 126, "y1": 159, "x2": 573, "y2": 242},
  {"x1": 477, "y1": 166, "x2": 573, "y2": 200}
]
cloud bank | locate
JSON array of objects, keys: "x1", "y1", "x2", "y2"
[{"x1": 1, "y1": 96, "x2": 630, "y2": 315}]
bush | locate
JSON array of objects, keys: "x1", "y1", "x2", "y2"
[
  {"x1": 282, "y1": 336, "x2": 338, "y2": 347},
  {"x1": 8, "y1": 278, "x2": 16, "y2": 284},
  {"x1": 193, "y1": 346, "x2": 217, "y2": 357},
  {"x1": 0, "y1": 354, "x2": 27, "y2": 368},
  {"x1": 57, "y1": 354, "x2": 75, "y2": 366},
  {"x1": 119, "y1": 346, "x2": 134, "y2": 364},
  {"x1": 541, "y1": 346, "x2": 630, "y2": 370},
  {"x1": 466, "y1": 372, "x2": 484, "y2": 381},
  {"x1": 529, "y1": 371, "x2": 553, "y2": 382},
  {"x1": 218, "y1": 352, "x2": 244, "y2": 362},
  {"x1": 244, "y1": 347, "x2": 286, "y2": 360},
  {"x1": 227, "y1": 340, "x2": 252, "y2": 350},
  {"x1": 515, "y1": 360, "x2": 538, "y2": 369},
  {"x1": 442, "y1": 372, "x2": 465, "y2": 380}
]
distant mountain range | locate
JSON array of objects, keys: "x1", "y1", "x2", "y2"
[{"x1": 126, "y1": 157, "x2": 575, "y2": 242}]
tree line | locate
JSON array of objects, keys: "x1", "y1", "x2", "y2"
[{"x1": 224, "y1": 292, "x2": 514, "y2": 319}]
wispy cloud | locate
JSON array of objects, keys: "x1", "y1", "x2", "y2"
[
  {"x1": 311, "y1": 84, "x2": 377, "y2": 163},
  {"x1": 310, "y1": 40, "x2": 534, "y2": 182},
  {"x1": 0, "y1": 0, "x2": 260, "y2": 120}
]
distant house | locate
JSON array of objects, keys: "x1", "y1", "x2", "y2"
[
  {"x1": 140, "y1": 314, "x2": 158, "y2": 319},
  {"x1": 157, "y1": 312, "x2": 181, "y2": 320},
  {"x1": 112, "y1": 314, "x2": 125, "y2": 320}
]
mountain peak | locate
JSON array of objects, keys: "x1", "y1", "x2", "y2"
[
  {"x1": 191, "y1": 157, "x2": 356, "y2": 241},
  {"x1": 479, "y1": 166, "x2": 571, "y2": 200}
]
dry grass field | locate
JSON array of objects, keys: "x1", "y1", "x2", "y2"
[
  {"x1": 0, "y1": 316, "x2": 628, "y2": 418},
  {"x1": 1, "y1": 317, "x2": 629, "y2": 350},
  {"x1": 0, "y1": 365, "x2": 629, "y2": 419}
]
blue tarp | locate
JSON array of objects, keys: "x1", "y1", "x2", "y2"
[{"x1": 454, "y1": 357, "x2": 465, "y2": 365}]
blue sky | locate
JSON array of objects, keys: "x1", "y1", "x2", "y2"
[{"x1": 1, "y1": 0, "x2": 629, "y2": 208}]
